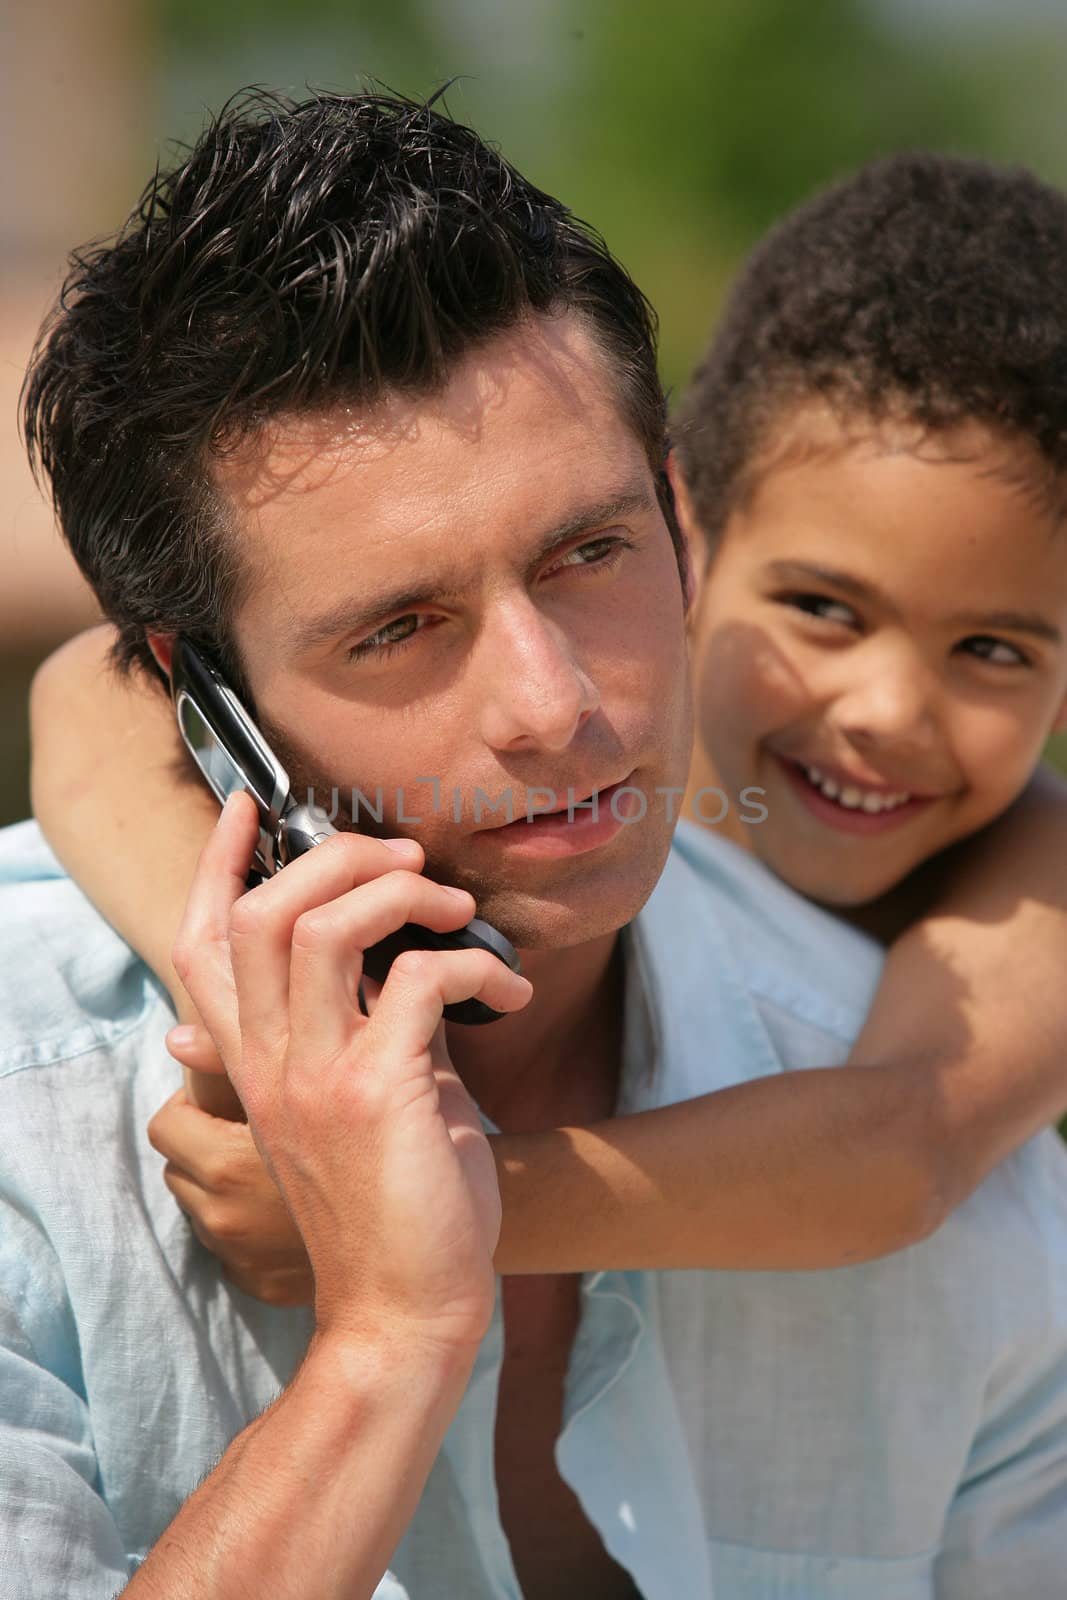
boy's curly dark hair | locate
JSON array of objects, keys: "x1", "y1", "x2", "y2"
[
  {"x1": 675, "y1": 152, "x2": 1067, "y2": 548},
  {"x1": 22, "y1": 88, "x2": 672, "y2": 698}
]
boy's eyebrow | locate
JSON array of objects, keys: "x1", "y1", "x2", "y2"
[
  {"x1": 287, "y1": 483, "x2": 656, "y2": 652},
  {"x1": 945, "y1": 608, "x2": 1063, "y2": 644},
  {"x1": 764, "y1": 560, "x2": 880, "y2": 604},
  {"x1": 765, "y1": 560, "x2": 1063, "y2": 644}
]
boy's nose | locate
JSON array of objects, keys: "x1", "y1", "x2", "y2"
[
  {"x1": 476, "y1": 604, "x2": 599, "y2": 754},
  {"x1": 828, "y1": 654, "x2": 939, "y2": 755}
]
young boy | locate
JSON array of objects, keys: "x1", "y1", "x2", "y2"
[{"x1": 28, "y1": 150, "x2": 1067, "y2": 1297}]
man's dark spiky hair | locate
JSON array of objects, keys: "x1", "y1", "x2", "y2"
[
  {"x1": 675, "y1": 152, "x2": 1067, "y2": 546},
  {"x1": 22, "y1": 88, "x2": 671, "y2": 696}
]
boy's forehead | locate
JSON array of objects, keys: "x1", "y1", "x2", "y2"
[{"x1": 744, "y1": 400, "x2": 1051, "y2": 497}]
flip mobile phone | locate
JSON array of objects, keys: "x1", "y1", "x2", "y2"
[{"x1": 169, "y1": 636, "x2": 521, "y2": 1025}]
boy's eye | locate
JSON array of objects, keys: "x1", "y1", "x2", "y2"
[
  {"x1": 347, "y1": 613, "x2": 428, "y2": 662},
  {"x1": 957, "y1": 635, "x2": 1030, "y2": 667},
  {"x1": 780, "y1": 592, "x2": 859, "y2": 628}
]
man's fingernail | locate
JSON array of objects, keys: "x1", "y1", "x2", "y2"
[
  {"x1": 441, "y1": 884, "x2": 471, "y2": 901},
  {"x1": 382, "y1": 837, "x2": 419, "y2": 854},
  {"x1": 167, "y1": 1025, "x2": 197, "y2": 1048}
]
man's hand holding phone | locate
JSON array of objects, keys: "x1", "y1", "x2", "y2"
[{"x1": 170, "y1": 788, "x2": 532, "y2": 1356}]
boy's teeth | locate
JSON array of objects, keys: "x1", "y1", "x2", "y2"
[{"x1": 801, "y1": 764, "x2": 912, "y2": 813}]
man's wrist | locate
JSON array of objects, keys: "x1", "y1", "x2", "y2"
[{"x1": 305, "y1": 1324, "x2": 480, "y2": 1417}]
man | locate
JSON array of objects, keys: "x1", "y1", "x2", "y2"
[
  {"x1": 8, "y1": 87, "x2": 691, "y2": 1600},
  {"x1": 4, "y1": 89, "x2": 1067, "y2": 1598}
]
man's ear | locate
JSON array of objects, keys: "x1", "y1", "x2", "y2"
[
  {"x1": 1052, "y1": 692, "x2": 1067, "y2": 736},
  {"x1": 666, "y1": 451, "x2": 708, "y2": 620},
  {"x1": 146, "y1": 631, "x2": 175, "y2": 679}
]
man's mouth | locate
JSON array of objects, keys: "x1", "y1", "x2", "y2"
[
  {"x1": 477, "y1": 773, "x2": 637, "y2": 830},
  {"x1": 471, "y1": 772, "x2": 640, "y2": 859}
]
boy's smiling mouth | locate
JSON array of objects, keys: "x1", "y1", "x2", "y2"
[
  {"x1": 777, "y1": 755, "x2": 938, "y2": 834},
  {"x1": 796, "y1": 757, "x2": 916, "y2": 812}
]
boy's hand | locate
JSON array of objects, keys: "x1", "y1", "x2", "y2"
[
  {"x1": 167, "y1": 1012, "x2": 248, "y2": 1121},
  {"x1": 169, "y1": 789, "x2": 532, "y2": 1354},
  {"x1": 148, "y1": 1083, "x2": 314, "y2": 1306}
]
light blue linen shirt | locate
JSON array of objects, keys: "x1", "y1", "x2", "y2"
[{"x1": 1, "y1": 815, "x2": 1066, "y2": 1598}]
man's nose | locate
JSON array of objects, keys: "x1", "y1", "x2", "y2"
[
  {"x1": 476, "y1": 604, "x2": 599, "y2": 753},
  {"x1": 827, "y1": 645, "x2": 939, "y2": 755}
]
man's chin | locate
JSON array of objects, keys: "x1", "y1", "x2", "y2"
[
  {"x1": 467, "y1": 840, "x2": 673, "y2": 951},
  {"x1": 484, "y1": 897, "x2": 627, "y2": 952}
]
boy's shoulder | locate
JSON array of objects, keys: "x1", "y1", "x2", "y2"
[
  {"x1": 0, "y1": 819, "x2": 161, "y2": 1078},
  {"x1": 666, "y1": 820, "x2": 885, "y2": 1056},
  {"x1": 655, "y1": 820, "x2": 1067, "y2": 1298}
]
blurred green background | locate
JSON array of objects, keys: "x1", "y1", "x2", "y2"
[{"x1": 5, "y1": 0, "x2": 1067, "y2": 825}]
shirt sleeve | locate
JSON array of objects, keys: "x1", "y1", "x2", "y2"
[
  {"x1": 934, "y1": 1328, "x2": 1067, "y2": 1598},
  {"x1": 0, "y1": 1208, "x2": 130, "y2": 1598}
]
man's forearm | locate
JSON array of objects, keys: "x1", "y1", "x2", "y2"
[{"x1": 125, "y1": 1332, "x2": 474, "y2": 1600}]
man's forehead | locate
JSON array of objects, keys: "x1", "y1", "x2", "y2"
[{"x1": 212, "y1": 312, "x2": 626, "y2": 516}]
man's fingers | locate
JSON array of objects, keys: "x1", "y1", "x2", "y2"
[
  {"x1": 286, "y1": 874, "x2": 477, "y2": 1056},
  {"x1": 170, "y1": 790, "x2": 261, "y2": 1061},
  {"x1": 363, "y1": 949, "x2": 532, "y2": 1074},
  {"x1": 173, "y1": 796, "x2": 427, "y2": 1070},
  {"x1": 224, "y1": 831, "x2": 428, "y2": 1053}
]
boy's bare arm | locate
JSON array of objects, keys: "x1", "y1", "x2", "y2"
[
  {"x1": 31, "y1": 625, "x2": 215, "y2": 1005},
  {"x1": 356, "y1": 800, "x2": 1067, "y2": 1273},
  {"x1": 30, "y1": 626, "x2": 240, "y2": 1113},
  {"x1": 846, "y1": 763, "x2": 1067, "y2": 1200}
]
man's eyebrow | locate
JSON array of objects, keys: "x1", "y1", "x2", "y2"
[
  {"x1": 526, "y1": 485, "x2": 657, "y2": 560},
  {"x1": 764, "y1": 560, "x2": 1063, "y2": 644},
  {"x1": 289, "y1": 483, "x2": 657, "y2": 652}
]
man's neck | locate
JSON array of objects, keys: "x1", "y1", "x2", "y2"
[{"x1": 446, "y1": 932, "x2": 625, "y2": 1133}]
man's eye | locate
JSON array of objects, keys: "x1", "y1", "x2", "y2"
[
  {"x1": 544, "y1": 535, "x2": 632, "y2": 576},
  {"x1": 958, "y1": 635, "x2": 1029, "y2": 667},
  {"x1": 780, "y1": 592, "x2": 858, "y2": 628},
  {"x1": 347, "y1": 614, "x2": 426, "y2": 662}
]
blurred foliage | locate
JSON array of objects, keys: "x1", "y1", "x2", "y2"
[{"x1": 149, "y1": 0, "x2": 1067, "y2": 390}]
